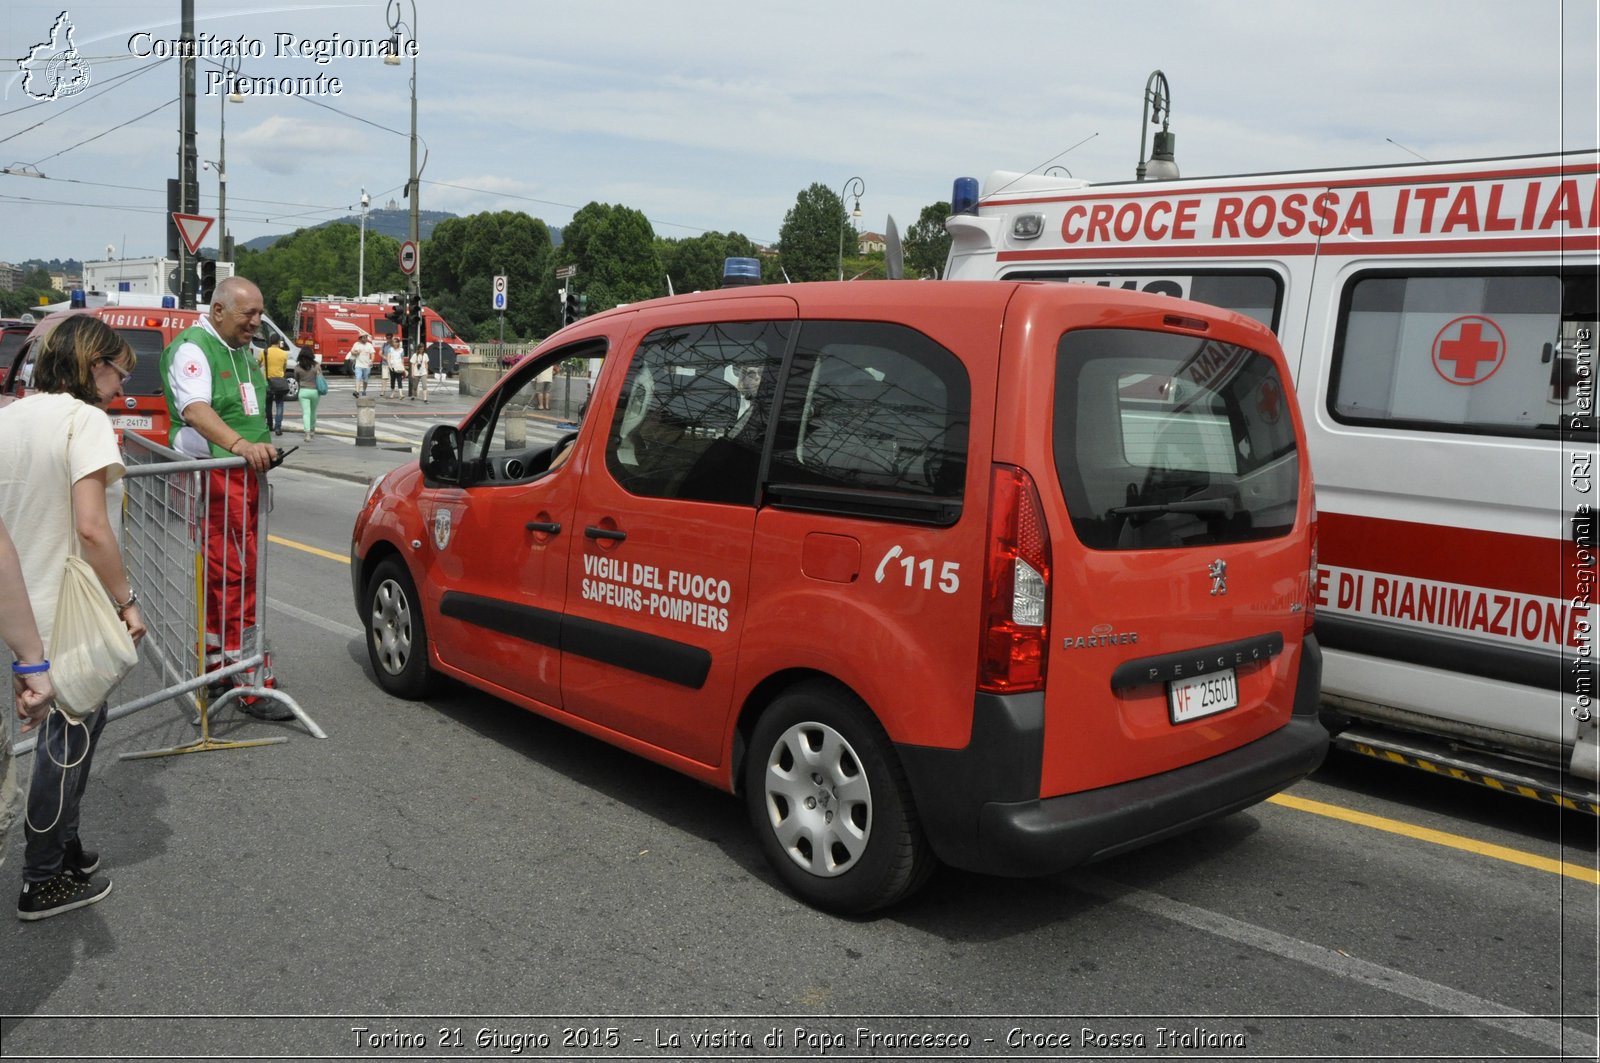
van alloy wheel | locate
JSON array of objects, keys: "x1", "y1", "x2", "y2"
[
  {"x1": 744, "y1": 681, "x2": 934, "y2": 914},
  {"x1": 761, "y1": 720, "x2": 872, "y2": 877},
  {"x1": 364, "y1": 556, "x2": 436, "y2": 698}
]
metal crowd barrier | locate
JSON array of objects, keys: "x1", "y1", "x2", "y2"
[{"x1": 18, "y1": 432, "x2": 325, "y2": 759}]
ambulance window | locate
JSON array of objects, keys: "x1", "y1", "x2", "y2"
[
  {"x1": 766, "y1": 322, "x2": 970, "y2": 524},
  {"x1": 605, "y1": 320, "x2": 789, "y2": 505},
  {"x1": 1330, "y1": 269, "x2": 1590, "y2": 437},
  {"x1": 110, "y1": 328, "x2": 168, "y2": 396},
  {"x1": 1056, "y1": 329, "x2": 1300, "y2": 550}
]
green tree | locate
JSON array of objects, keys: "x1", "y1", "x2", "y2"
[
  {"x1": 904, "y1": 201, "x2": 953, "y2": 279},
  {"x1": 656, "y1": 231, "x2": 762, "y2": 294},
  {"x1": 235, "y1": 224, "x2": 405, "y2": 323},
  {"x1": 777, "y1": 183, "x2": 847, "y2": 282},
  {"x1": 551, "y1": 203, "x2": 662, "y2": 320},
  {"x1": 423, "y1": 211, "x2": 554, "y2": 342}
]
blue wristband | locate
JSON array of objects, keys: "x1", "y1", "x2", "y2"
[{"x1": 11, "y1": 659, "x2": 50, "y2": 675}]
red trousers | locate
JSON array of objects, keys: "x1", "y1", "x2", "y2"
[{"x1": 203, "y1": 466, "x2": 260, "y2": 664}]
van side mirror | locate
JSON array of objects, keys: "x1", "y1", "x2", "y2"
[{"x1": 419, "y1": 423, "x2": 462, "y2": 486}]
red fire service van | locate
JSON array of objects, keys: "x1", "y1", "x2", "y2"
[
  {"x1": 942, "y1": 150, "x2": 1598, "y2": 813},
  {"x1": 294, "y1": 295, "x2": 470, "y2": 374},
  {"x1": 351, "y1": 280, "x2": 1326, "y2": 913}
]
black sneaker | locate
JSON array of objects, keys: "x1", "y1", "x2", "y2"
[
  {"x1": 17, "y1": 872, "x2": 112, "y2": 921},
  {"x1": 64, "y1": 839, "x2": 100, "y2": 877}
]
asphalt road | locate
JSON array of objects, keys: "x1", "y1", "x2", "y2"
[{"x1": 1, "y1": 384, "x2": 1596, "y2": 1062}]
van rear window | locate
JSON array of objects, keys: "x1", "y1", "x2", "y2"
[
  {"x1": 113, "y1": 327, "x2": 171, "y2": 396},
  {"x1": 1054, "y1": 329, "x2": 1299, "y2": 550}
]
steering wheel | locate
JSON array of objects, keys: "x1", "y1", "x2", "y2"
[{"x1": 551, "y1": 431, "x2": 580, "y2": 464}]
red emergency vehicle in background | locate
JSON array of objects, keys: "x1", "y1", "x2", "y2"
[
  {"x1": 294, "y1": 295, "x2": 470, "y2": 374},
  {"x1": 942, "y1": 150, "x2": 1599, "y2": 812},
  {"x1": 2, "y1": 301, "x2": 296, "y2": 445}
]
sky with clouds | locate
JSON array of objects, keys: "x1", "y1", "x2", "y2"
[{"x1": 1, "y1": 0, "x2": 1596, "y2": 267}]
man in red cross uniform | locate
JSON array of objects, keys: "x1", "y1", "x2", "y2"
[{"x1": 159, "y1": 277, "x2": 291, "y2": 720}]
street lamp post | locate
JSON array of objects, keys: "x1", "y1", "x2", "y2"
[
  {"x1": 1135, "y1": 70, "x2": 1179, "y2": 182},
  {"x1": 385, "y1": 0, "x2": 420, "y2": 354},
  {"x1": 213, "y1": 54, "x2": 242, "y2": 261},
  {"x1": 836, "y1": 176, "x2": 864, "y2": 281},
  {"x1": 358, "y1": 188, "x2": 370, "y2": 297}
]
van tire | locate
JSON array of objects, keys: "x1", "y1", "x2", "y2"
[
  {"x1": 744, "y1": 682, "x2": 934, "y2": 914},
  {"x1": 364, "y1": 556, "x2": 437, "y2": 699}
]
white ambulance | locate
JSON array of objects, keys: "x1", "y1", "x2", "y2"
[{"x1": 943, "y1": 151, "x2": 1598, "y2": 812}]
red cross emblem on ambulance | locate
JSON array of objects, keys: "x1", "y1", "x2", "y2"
[{"x1": 1431, "y1": 315, "x2": 1506, "y2": 386}]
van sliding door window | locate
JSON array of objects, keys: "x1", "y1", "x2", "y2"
[
  {"x1": 765, "y1": 321, "x2": 970, "y2": 526},
  {"x1": 605, "y1": 320, "x2": 790, "y2": 506},
  {"x1": 1055, "y1": 329, "x2": 1300, "y2": 550},
  {"x1": 1330, "y1": 269, "x2": 1596, "y2": 438}
]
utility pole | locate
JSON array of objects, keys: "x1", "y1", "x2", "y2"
[{"x1": 178, "y1": 0, "x2": 199, "y2": 309}]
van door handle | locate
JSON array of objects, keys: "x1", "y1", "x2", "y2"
[
  {"x1": 525, "y1": 521, "x2": 561, "y2": 534},
  {"x1": 584, "y1": 526, "x2": 627, "y2": 542}
]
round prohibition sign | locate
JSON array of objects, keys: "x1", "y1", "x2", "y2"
[
  {"x1": 398, "y1": 240, "x2": 417, "y2": 275},
  {"x1": 1431, "y1": 314, "x2": 1506, "y2": 386}
]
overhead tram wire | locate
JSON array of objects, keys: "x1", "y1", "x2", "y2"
[{"x1": 0, "y1": 57, "x2": 170, "y2": 146}]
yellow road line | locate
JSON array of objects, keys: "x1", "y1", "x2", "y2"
[
  {"x1": 1269, "y1": 792, "x2": 1600, "y2": 884},
  {"x1": 268, "y1": 533, "x2": 350, "y2": 564}
]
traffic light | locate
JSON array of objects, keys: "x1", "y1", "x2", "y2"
[
  {"x1": 563, "y1": 288, "x2": 580, "y2": 325},
  {"x1": 407, "y1": 293, "x2": 422, "y2": 338},
  {"x1": 196, "y1": 257, "x2": 217, "y2": 304},
  {"x1": 386, "y1": 293, "x2": 405, "y2": 331}
]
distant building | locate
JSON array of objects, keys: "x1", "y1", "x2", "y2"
[
  {"x1": 0, "y1": 262, "x2": 23, "y2": 291},
  {"x1": 857, "y1": 232, "x2": 886, "y2": 255}
]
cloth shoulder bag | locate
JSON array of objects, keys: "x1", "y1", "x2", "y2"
[
  {"x1": 49, "y1": 422, "x2": 138, "y2": 720},
  {"x1": 315, "y1": 372, "x2": 328, "y2": 396}
]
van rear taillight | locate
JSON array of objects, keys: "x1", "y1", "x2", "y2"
[{"x1": 979, "y1": 464, "x2": 1051, "y2": 694}]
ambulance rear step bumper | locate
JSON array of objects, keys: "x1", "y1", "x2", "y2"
[{"x1": 1333, "y1": 727, "x2": 1600, "y2": 816}]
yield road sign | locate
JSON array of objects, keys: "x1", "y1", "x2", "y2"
[
  {"x1": 172, "y1": 213, "x2": 214, "y2": 256},
  {"x1": 399, "y1": 240, "x2": 418, "y2": 275}
]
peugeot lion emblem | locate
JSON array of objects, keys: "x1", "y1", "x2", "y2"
[{"x1": 1208, "y1": 559, "x2": 1227, "y2": 596}]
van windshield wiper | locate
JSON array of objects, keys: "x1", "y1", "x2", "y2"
[{"x1": 1110, "y1": 497, "x2": 1236, "y2": 519}]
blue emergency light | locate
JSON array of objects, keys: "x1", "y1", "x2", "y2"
[
  {"x1": 722, "y1": 257, "x2": 761, "y2": 287},
  {"x1": 951, "y1": 176, "x2": 981, "y2": 216}
]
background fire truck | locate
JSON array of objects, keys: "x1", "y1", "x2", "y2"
[
  {"x1": 293, "y1": 295, "x2": 470, "y2": 374},
  {"x1": 941, "y1": 150, "x2": 1598, "y2": 813}
]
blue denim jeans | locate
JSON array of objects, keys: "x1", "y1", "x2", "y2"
[{"x1": 22, "y1": 703, "x2": 106, "y2": 883}]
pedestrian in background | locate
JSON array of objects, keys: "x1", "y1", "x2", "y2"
[
  {"x1": 384, "y1": 338, "x2": 406, "y2": 398},
  {"x1": 294, "y1": 349, "x2": 322, "y2": 440},
  {"x1": 349, "y1": 333, "x2": 376, "y2": 397},
  {"x1": 535, "y1": 364, "x2": 554, "y2": 411},
  {"x1": 158, "y1": 277, "x2": 288, "y2": 720},
  {"x1": 409, "y1": 343, "x2": 428, "y2": 403},
  {"x1": 258, "y1": 336, "x2": 291, "y2": 437},
  {"x1": 0, "y1": 314, "x2": 147, "y2": 920}
]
